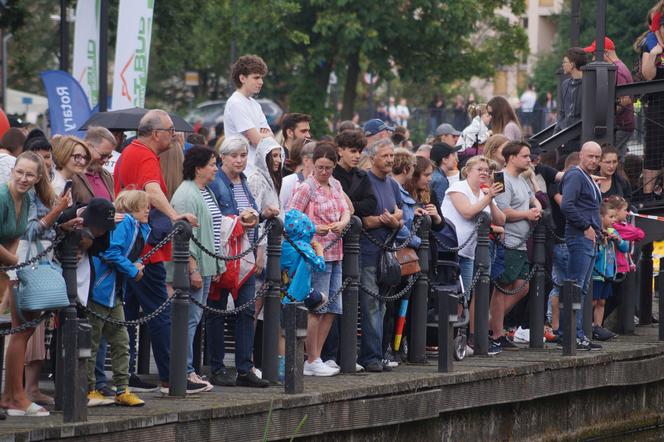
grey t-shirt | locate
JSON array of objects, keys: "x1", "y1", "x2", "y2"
[{"x1": 495, "y1": 171, "x2": 532, "y2": 250}]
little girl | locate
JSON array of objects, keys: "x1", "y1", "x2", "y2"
[
  {"x1": 87, "y1": 190, "x2": 151, "y2": 407},
  {"x1": 606, "y1": 195, "x2": 645, "y2": 274},
  {"x1": 457, "y1": 103, "x2": 491, "y2": 164},
  {"x1": 591, "y1": 202, "x2": 629, "y2": 342}
]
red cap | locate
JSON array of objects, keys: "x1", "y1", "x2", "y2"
[{"x1": 583, "y1": 37, "x2": 615, "y2": 53}]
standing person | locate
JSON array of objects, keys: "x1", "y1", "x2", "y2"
[
  {"x1": 206, "y1": 135, "x2": 271, "y2": 388},
  {"x1": 429, "y1": 95, "x2": 447, "y2": 135},
  {"x1": 52, "y1": 135, "x2": 92, "y2": 195},
  {"x1": 358, "y1": 139, "x2": 403, "y2": 373},
  {"x1": 280, "y1": 113, "x2": 312, "y2": 175},
  {"x1": 223, "y1": 55, "x2": 272, "y2": 175},
  {"x1": 555, "y1": 47, "x2": 588, "y2": 154},
  {"x1": 159, "y1": 137, "x2": 185, "y2": 201},
  {"x1": 434, "y1": 123, "x2": 461, "y2": 146},
  {"x1": 72, "y1": 126, "x2": 116, "y2": 204},
  {"x1": 487, "y1": 96, "x2": 523, "y2": 142},
  {"x1": 1, "y1": 152, "x2": 54, "y2": 417},
  {"x1": 483, "y1": 134, "x2": 510, "y2": 170},
  {"x1": 396, "y1": 98, "x2": 410, "y2": 128},
  {"x1": 560, "y1": 141, "x2": 603, "y2": 350},
  {"x1": 491, "y1": 141, "x2": 542, "y2": 350},
  {"x1": 171, "y1": 147, "x2": 228, "y2": 390},
  {"x1": 388, "y1": 96, "x2": 398, "y2": 125},
  {"x1": 289, "y1": 141, "x2": 350, "y2": 376},
  {"x1": 596, "y1": 144, "x2": 632, "y2": 200},
  {"x1": 583, "y1": 37, "x2": 635, "y2": 161},
  {"x1": 452, "y1": 95, "x2": 469, "y2": 131},
  {"x1": 114, "y1": 109, "x2": 206, "y2": 394},
  {"x1": 280, "y1": 139, "x2": 315, "y2": 209},
  {"x1": 363, "y1": 119, "x2": 394, "y2": 147},
  {"x1": 0, "y1": 128, "x2": 25, "y2": 184},
  {"x1": 429, "y1": 142, "x2": 460, "y2": 205}
]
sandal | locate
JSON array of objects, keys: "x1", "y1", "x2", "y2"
[{"x1": 7, "y1": 402, "x2": 49, "y2": 417}]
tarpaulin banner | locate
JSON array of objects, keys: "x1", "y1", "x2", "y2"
[
  {"x1": 40, "y1": 70, "x2": 92, "y2": 136},
  {"x1": 72, "y1": 0, "x2": 100, "y2": 108},
  {"x1": 111, "y1": 0, "x2": 154, "y2": 110}
]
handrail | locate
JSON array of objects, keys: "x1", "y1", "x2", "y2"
[{"x1": 530, "y1": 121, "x2": 582, "y2": 154}]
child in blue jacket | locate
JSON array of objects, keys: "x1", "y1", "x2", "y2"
[
  {"x1": 88, "y1": 190, "x2": 151, "y2": 407},
  {"x1": 592, "y1": 202, "x2": 629, "y2": 341}
]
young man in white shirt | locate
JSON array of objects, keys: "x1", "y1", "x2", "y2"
[{"x1": 223, "y1": 55, "x2": 273, "y2": 174}]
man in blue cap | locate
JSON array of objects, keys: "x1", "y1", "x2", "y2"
[{"x1": 363, "y1": 118, "x2": 394, "y2": 147}]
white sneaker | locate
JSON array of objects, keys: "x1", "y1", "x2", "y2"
[
  {"x1": 355, "y1": 363, "x2": 364, "y2": 372},
  {"x1": 465, "y1": 344, "x2": 474, "y2": 357},
  {"x1": 324, "y1": 359, "x2": 340, "y2": 369},
  {"x1": 304, "y1": 360, "x2": 339, "y2": 376},
  {"x1": 188, "y1": 372, "x2": 214, "y2": 392},
  {"x1": 253, "y1": 368, "x2": 263, "y2": 379},
  {"x1": 513, "y1": 326, "x2": 530, "y2": 344}
]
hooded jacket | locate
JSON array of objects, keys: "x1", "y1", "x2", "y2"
[
  {"x1": 247, "y1": 137, "x2": 285, "y2": 216},
  {"x1": 280, "y1": 209, "x2": 325, "y2": 304}
]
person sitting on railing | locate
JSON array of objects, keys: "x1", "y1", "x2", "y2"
[
  {"x1": 596, "y1": 144, "x2": 632, "y2": 200},
  {"x1": 207, "y1": 135, "x2": 272, "y2": 388},
  {"x1": 441, "y1": 156, "x2": 505, "y2": 355},
  {"x1": 88, "y1": 190, "x2": 151, "y2": 407},
  {"x1": 491, "y1": 141, "x2": 542, "y2": 350},
  {"x1": 0, "y1": 152, "x2": 55, "y2": 417},
  {"x1": 289, "y1": 141, "x2": 350, "y2": 377}
]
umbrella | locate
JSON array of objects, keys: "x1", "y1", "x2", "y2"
[
  {"x1": 393, "y1": 297, "x2": 409, "y2": 352},
  {"x1": 79, "y1": 107, "x2": 194, "y2": 132}
]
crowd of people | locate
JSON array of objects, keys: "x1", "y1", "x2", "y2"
[{"x1": 0, "y1": 43, "x2": 651, "y2": 419}]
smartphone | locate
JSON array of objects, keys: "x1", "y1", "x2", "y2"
[
  {"x1": 62, "y1": 180, "x2": 73, "y2": 195},
  {"x1": 493, "y1": 172, "x2": 505, "y2": 193}
]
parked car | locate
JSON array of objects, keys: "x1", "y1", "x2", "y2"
[{"x1": 185, "y1": 99, "x2": 284, "y2": 132}]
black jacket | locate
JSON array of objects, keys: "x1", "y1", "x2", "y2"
[{"x1": 333, "y1": 165, "x2": 378, "y2": 218}]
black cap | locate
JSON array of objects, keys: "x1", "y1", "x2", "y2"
[
  {"x1": 82, "y1": 198, "x2": 116, "y2": 232},
  {"x1": 430, "y1": 142, "x2": 461, "y2": 165}
]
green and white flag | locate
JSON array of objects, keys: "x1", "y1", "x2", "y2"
[{"x1": 72, "y1": 0, "x2": 101, "y2": 108}]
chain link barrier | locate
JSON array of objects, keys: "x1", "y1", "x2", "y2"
[
  {"x1": 462, "y1": 264, "x2": 484, "y2": 300},
  {"x1": 312, "y1": 277, "x2": 352, "y2": 313},
  {"x1": 139, "y1": 226, "x2": 183, "y2": 263},
  {"x1": 0, "y1": 312, "x2": 52, "y2": 336},
  {"x1": 433, "y1": 218, "x2": 482, "y2": 252},
  {"x1": 360, "y1": 216, "x2": 424, "y2": 252},
  {"x1": 493, "y1": 223, "x2": 536, "y2": 251},
  {"x1": 360, "y1": 273, "x2": 420, "y2": 302},
  {"x1": 190, "y1": 219, "x2": 274, "y2": 262},
  {"x1": 491, "y1": 264, "x2": 541, "y2": 295},
  {"x1": 0, "y1": 234, "x2": 65, "y2": 272},
  {"x1": 79, "y1": 290, "x2": 180, "y2": 327},
  {"x1": 190, "y1": 282, "x2": 270, "y2": 316}
]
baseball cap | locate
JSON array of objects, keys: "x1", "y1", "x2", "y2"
[
  {"x1": 82, "y1": 198, "x2": 117, "y2": 232},
  {"x1": 430, "y1": 142, "x2": 461, "y2": 164},
  {"x1": 435, "y1": 123, "x2": 461, "y2": 137},
  {"x1": 583, "y1": 37, "x2": 615, "y2": 53},
  {"x1": 363, "y1": 119, "x2": 394, "y2": 137}
]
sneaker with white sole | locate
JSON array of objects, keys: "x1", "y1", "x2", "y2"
[
  {"x1": 324, "y1": 360, "x2": 340, "y2": 370},
  {"x1": 355, "y1": 363, "x2": 364, "y2": 372},
  {"x1": 188, "y1": 372, "x2": 214, "y2": 392},
  {"x1": 304, "y1": 359, "x2": 339, "y2": 376}
]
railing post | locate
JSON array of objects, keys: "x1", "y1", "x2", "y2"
[
  {"x1": 617, "y1": 271, "x2": 636, "y2": 335},
  {"x1": 55, "y1": 230, "x2": 88, "y2": 422},
  {"x1": 473, "y1": 213, "x2": 491, "y2": 356},
  {"x1": 408, "y1": 215, "x2": 431, "y2": 364},
  {"x1": 639, "y1": 243, "x2": 654, "y2": 326},
  {"x1": 437, "y1": 287, "x2": 458, "y2": 373},
  {"x1": 170, "y1": 220, "x2": 191, "y2": 397},
  {"x1": 659, "y1": 264, "x2": 664, "y2": 341},
  {"x1": 529, "y1": 217, "x2": 547, "y2": 349},
  {"x1": 583, "y1": 278, "x2": 593, "y2": 339},
  {"x1": 340, "y1": 216, "x2": 361, "y2": 373},
  {"x1": 137, "y1": 323, "x2": 151, "y2": 374},
  {"x1": 560, "y1": 280, "x2": 580, "y2": 356},
  {"x1": 263, "y1": 218, "x2": 283, "y2": 383},
  {"x1": 284, "y1": 302, "x2": 307, "y2": 393}
]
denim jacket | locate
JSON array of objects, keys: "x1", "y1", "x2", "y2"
[
  {"x1": 396, "y1": 182, "x2": 421, "y2": 249},
  {"x1": 209, "y1": 169, "x2": 259, "y2": 216}
]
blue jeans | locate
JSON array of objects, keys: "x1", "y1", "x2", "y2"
[
  {"x1": 458, "y1": 256, "x2": 474, "y2": 302},
  {"x1": 95, "y1": 338, "x2": 108, "y2": 389},
  {"x1": 359, "y1": 266, "x2": 385, "y2": 366},
  {"x1": 565, "y1": 233, "x2": 596, "y2": 339},
  {"x1": 547, "y1": 243, "x2": 569, "y2": 324},
  {"x1": 124, "y1": 262, "x2": 171, "y2": 382},
  {"x1": 206, "y1": 274, "x2": 256, "y2": 375},
  {"x1": 187, "y1": 276, "x2": 212, "y2": 374}
]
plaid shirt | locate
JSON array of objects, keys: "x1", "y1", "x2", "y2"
[{"x1": 288, "y1": 176, "x2": 349, "y2": 262}]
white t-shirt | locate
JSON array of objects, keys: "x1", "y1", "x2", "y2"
[
  {"x1": 440, "y1": 180, "x2": 492, "y2": 260},
  {"x1": 396, "y1": 104, "x2": 410, "y2": 127},
  {"x1": 52, "y1": 170, "x2": 67, "y2": 195},
  {"x1": 223, "y1": 91, "x2": 270, "y2": 175},
  {"x1": 0, "y1": 153, "x2": 15, "y2": 185},
  {"x1": 520, "y1": 90, "x2": 537, "y2": 112},
  {"x1": 103, "y1": 150, "x2": 121, "y2": 175},
  {"x1": 77, "y1": 250, "x2": 91, "y2": 306},
  {"x1": 279, "y1": 172, "x2": 304, "y2": 210}
]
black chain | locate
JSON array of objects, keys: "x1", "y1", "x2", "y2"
[
  {"x1": 312, "y1": 277, "x2": 352, "y2": 313},
  {"x1": 0, "y1": 235, "x2": 65, "y2": 272},
  {"x1": 493, "y1": 223, "x2": 536, "y2": 251},
  {"x1": 190, "y1": 219, "x2": 274, "y2": 262},
  {"x1": 433, "y1": 218, "x2": 482, "y2": 252},
  {"x1": 544, "y1": 222, "x2": 565, "y2": 243},
  {"x1": 139, "y1": 226, "x2": 184, "y2": 263},
  {"x1": 323, "y1": 221, "x2": 353, "y2": 252},
  {"x1": 361, "y1": 216, "x2": 424, "y2": 252},
  {"x1": 0, "y1": 312, "x2": 52, "y2": 335},
  {"x1": 79, "y1": 290, "x2": 180, "y2": 327},
  {"x1": 360, "y1": 273, "x2": 420, "y2": 301},
  {"x1": 191, "y1": 282, "x2": 269, "y2": 316},
  {"x1": 491, "y1": 264, "x2": 540, "y2": 295},
  {"x1": 462, "y1": 264, "x2": 484, "y2": 300}
]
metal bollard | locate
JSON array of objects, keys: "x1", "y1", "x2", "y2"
[
  {"x1": 437, "y1": 287, "x2": 459, "y2": 373},
  {"x1": 617, "y1": 271, "x2": 637, "y2": 335},
  {"x1": 583, "y1": 279, "x2": 593, "y2": 339},
  {"x1": 529, "y1": 217, "x2": 547, "y2": 349},
  {"x1": 659, "y1": 267, "x2": 664, "y2": 341},
  {"x1": 408, "y1": 215, "x2": 431, "y2": 364},
  {"x1": 55, "y1": 230, "x2": 88, "y2": 422},
  {"x1": 137, "y1": 323, "x2": 151, "y2": 375},
  {"x1": 170, "y1": 220, "x2": 192, "y2": 397},
  {"x1": 639, "y1": 243, "x2": 654, "y2": 326},
  {"x1": 263, "y1": 217, "x2": 284, "y2": 383},
  {"x1": 340, "y1": 216, "x2": 361, "y2": 373},
  {"x1": 560, "y1": 281, "x2": 581, "y2": 356},
  {"x1": 284, "y1": 303, "x2": 307, "y2": 394},
  {"x1": 473, "y1": 213, "x2": 491, "y2": 356}
]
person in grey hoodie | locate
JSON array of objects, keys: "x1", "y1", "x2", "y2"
[{"x1": 555, "y1": 47, "x2": 588, "y2": 155}]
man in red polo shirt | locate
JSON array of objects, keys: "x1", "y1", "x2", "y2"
[{"x1": 115, "y1": 109, "x2": 205, "y2": 394}]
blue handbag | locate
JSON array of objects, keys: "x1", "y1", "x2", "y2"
[{"x1": 15, "y1": 241, "x2": 69, "y2": 319}]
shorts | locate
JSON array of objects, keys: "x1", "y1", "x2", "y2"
[
  {"x1": 311, "y1": 261, "x2": 343, "y2": 315},
  {"x1": 592, "y1": 280, "x2": 613, "y2": 300},
  {"x1": 498, "y1": 249, "x2": 530, "y2": 285}
]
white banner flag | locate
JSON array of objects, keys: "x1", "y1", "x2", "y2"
[
  {"x1": 111, "y1": 0, "x2": 155, "y2": 110},
  {"x1": 72, "y1": 0, "x2": 101, "y2": 108}
]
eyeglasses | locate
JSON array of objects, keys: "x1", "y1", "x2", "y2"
[
  {"x1": 90, "y1": 145, "x2": 113, "y2": 161},
  {"x1": 315, "y1": 165, "x2": 334, "y2": 173},
  {"x1": 154, "y1": 127, "x2": 175, "y2": 135},
  {"x1": 13, "y1": 169, "x2": 38, "y2": 181},
  {"x1": 71, "y1": 153, "x2": 90, "y2": 164}
]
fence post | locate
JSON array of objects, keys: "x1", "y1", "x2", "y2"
[
  {"x1": 284, "y1": 302, "x2": 307, "y2": 393},
  {"x1": 529, "y1": 217, "x2": 547, "y2": 349},
  {"x1": 137, "y1": 324, "x2": 151, "y2": 375},
  {"x1": 583, "y1": 278, "x2": 593, "y2": 338},
  {"x1": 617, "y1": 271, "x2": 636, "y2": 335},
  {"x1": 560, "y1": 280, "x2": 579, "y2": 356},
  {"x1": 473, "y1": 213, "x2": 491, "y2": 356},
  {"x1": 408, "y1": 215, "x2": 431, "y2": 364},
  {"x1": 56, "y1": 230, "x2": 87, "y2": 422},
  {"x1": 639, "y1": 242, "x2": 654, "y2": 326},
  {"x1": 263, "y1": 218, "x2": 283, "y2": 383},
  {"x1": 437, "y1": 287, "x2": 458, "y2": 373},
  {"x1": 659, "y1": 265, "x2": 664, "y2": 341},
  {"x1": 170, "y1": 220, "x2": 191, "y2": 397},
  {"x1": 340, "y1": 216, "x2": 361, "y2": 374}
]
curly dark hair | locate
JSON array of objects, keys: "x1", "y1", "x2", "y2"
[
  {"x1": 183, "y1": 146, "x2": 218, "y2": 181},
  {"x1": 231, "y1": 55, "x2": 268, "y2": 89},
  {"x1": 335, "y1": 129, "x2": 367, "y2": 150}
]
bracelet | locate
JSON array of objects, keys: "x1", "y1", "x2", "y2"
[
  {"x1": 190, "y1": 268, "x2": 199, "y2": 275},
  {"x1": 38, "y1": 219, "x2": 48, "y2": 229}
]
